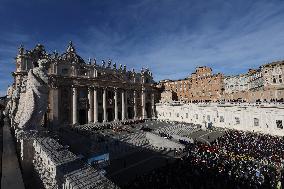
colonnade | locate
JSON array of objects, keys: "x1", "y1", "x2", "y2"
[{"x1": 71, "y1": 87, "x2": 153, "y2": 125}]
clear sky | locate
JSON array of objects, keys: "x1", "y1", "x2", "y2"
[{"x1": 1, "y1": 0, "x2": 284, "y2": 96}]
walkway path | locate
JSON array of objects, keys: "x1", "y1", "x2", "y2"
[{"x1": 1, "y1": 118, "x2": 25, "y2": 189}]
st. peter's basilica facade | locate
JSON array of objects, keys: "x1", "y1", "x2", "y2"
[{"x1": 12, "y1": 42, "x2": 157, "y2": 128}]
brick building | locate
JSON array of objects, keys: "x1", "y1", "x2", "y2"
[
  {"x1": 189, "y1": 66, "x2": 224, "y2": 102},
  {"x1": 157, "y1": 78, "x2": 191, "y2": 102},
  {"x1": 158, "y1": 61, "x2": 284, "y2": 103},
  {"x1": 157, "y1": 66, "x2": 224, "y2": 103}
]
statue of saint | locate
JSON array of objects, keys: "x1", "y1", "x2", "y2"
[
  {"x1": 107, "y1": 59, "x2": 111, "y2": 68},
  {"x1": 15, "y1": 59, "x2": 49, "y2": 131},
  {"x1": 102, "y1": 60, "x2": 105, "y2": 67}
]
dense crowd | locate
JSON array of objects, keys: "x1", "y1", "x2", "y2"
[
  {"x1": 73, "y1": 119, "x2": 146, "y2": 133},
  {"x1": 124, "y1": 130, "x2": 284, "y2": 189}
]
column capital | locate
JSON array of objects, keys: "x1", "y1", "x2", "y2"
[
  {"x1": 88, "y1": 87, "x2": 93, "y2": 92},
  {"x1": 72, "y1": 86, "x2": 78, "y2": 95},
  {"x1": 92, "y1": 85, "x2": 99, "y2": 90},
  {"x1": 101, "y1": 86, "x2": 108, "y2": 90},
  {"x1": 113, "y1": 87, "x2": 119, "y2": 92}
]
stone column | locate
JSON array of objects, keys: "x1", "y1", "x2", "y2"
[
  {"x1": 133, "y1": 90, "x2": 137, "y2": 119},
  {"x1": 53, "y1": 63, "x2": 58, "y2": 75},
  {"x1": 114, "y1": 88, "x2": 118, "y2": 121},
  {"x1": 93, "y1": 68, "x2": 97, "y2": 78},
  {"x1": 93, "y1": 87, "x2": 98, "y2": 122},
  {"x1": 125, "y1": 90, "x2": 128, "y2": 119},
  {"x1": 122, "y1": 90, "x2": 125, "y2": 120},
  {"x1": 151, "y1": 92, "x2": 155, "y2": 118},
  {"x1": 103, "y1": 87, "x2": 107, "y2": 122},
  {"x1": 72, "y1": 87, "x2": 77, "y2": 125},
  {"x1": 72, "y1": 66, "x2": 77, "y2": 76},
  {"x1": 88, "y1": 87, "x2": 94, "y2": 123},
  {"x1": 142, "y1": 89, "x2": 146, "y2": 119},
  {"x1": 50, "y1": 87, "x2": 59, "y2": 127}
]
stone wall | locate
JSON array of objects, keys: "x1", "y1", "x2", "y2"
[{"x1": 156, "y1": 103, "x2": 284, "y2": 136}]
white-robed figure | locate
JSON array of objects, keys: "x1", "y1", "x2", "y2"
[{"x1": 15, "y1": 59, "x2": 49, "y2": 131}]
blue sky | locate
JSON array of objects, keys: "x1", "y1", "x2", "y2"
[{"x1": 1, "y1": 0, "x2": 284, "y2": 96}]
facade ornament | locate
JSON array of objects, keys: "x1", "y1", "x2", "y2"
[
  {"x1": 123, "y1": 65, "x2": 127, "y2": 72},
  {"x1": 93, "y1": 58, "x2": 97, "y2": 65},
  {"x1": 113, "y1": 62, "x2": 116, "y2": 69},
  {"x1": 119, "y1": 64, "x2": 123, "y2": 71},
  {"x1": 88, "y1": 57, "x2": 91, "y2": 65},
  {"x1": 18, "y1": 45, "x2": 25, "y2": 55}
]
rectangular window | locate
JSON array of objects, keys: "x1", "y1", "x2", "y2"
[
  {"x1": 276, "y1": 120, "x2": 283, "y2": 129},
  {"x1": 195, "y1": 114, "x2": 198, "y2": 120},
  {"x1": 186, "y1": 113, "x2": 188, "y2": 118},
  {"x1": 220, "y1": 116, "x2": 224, "y2": 122},
  {"x1": 235, "y1": 117, "x2": 240, "y2": 125},
  {"x1": 207, "y1": 115, "x2": 210, "y2": 121},
  {"x1": 177, "y1": 113, "x2": 179, "y2": 117},
  {"x1": 254, "y1": 118, "x2": 259, "y2": 126}
]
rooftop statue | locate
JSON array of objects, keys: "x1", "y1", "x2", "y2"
[
  {"x1": 107, "y1": 59, "x2": 112, "y2": 68},
  {"x1": 102, "y1": 60, "x2": 105, "y2": 67}
]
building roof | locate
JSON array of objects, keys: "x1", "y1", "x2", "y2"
[{"x1": 261, "y1": 60, "x2": 284, "y2": 68}]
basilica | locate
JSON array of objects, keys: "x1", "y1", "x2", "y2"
[{"x1": 12, "y1": 42, "x2": 157, "y2": 128}]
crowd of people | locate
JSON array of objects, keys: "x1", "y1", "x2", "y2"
[
  {"x1": 124, "y1": 130, "x2": 284, "y2": 189},
  {"x1": 73, "y1": 119, "x2": 146, "y2": 133}
]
